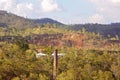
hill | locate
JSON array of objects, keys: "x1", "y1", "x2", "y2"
[
  {"x1": 34, "y1": 18, "x2": 63, "y2": 25},
  {"x1": 0, "y1": 10, "x2": 120, "y2": 37},
  {"x1": 0, "y1": 10, "x2": 63, "y2": 28},
  {"x1": 0, "y1": 10, "x2": 36, "y2": 28},
  {"x1": 66, "y1": 23, "x2": 120, "y2": 37}
]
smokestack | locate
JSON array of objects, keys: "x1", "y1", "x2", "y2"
[{"x1": 53, "y1": 49, "x2": 58, "y2": 80}]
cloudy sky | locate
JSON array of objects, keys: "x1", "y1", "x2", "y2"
[{"x1": 0, "y1": 0, "x2": 120, "y2": 24}]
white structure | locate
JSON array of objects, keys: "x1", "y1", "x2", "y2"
[
  {"x1": 51, "y1": 53, "x2": 65, "y2": 56},
  {"x1": 36, "y1": 52, "x2": 65, "y2": 58},
  {"x1": 36, "y1": 52, "x2": 47, "y2": 57}
]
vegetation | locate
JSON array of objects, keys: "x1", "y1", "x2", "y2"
[
  {"x1": 0, "y1": 10, "x2": 120, "y2": 80},
  {"x1": 65, "y1": 23, "x2": 120, "y2": 37},
  {"x1": 0, "y1": 10, "x2": 120, "y2": 37},
  {"x1": 0, "y1": 43, "x2": 120, "y2": 80},
  {"x1": 0, "y1": 10, "x2": 63, "y2": 29}
]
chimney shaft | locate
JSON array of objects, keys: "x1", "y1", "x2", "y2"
[{"x1": 53, "y1": 49, "x2": 58, "y2": 80}]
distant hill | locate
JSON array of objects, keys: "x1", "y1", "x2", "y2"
[
  {"x1": 0, "y1": 10, "x2": 120, "y2": 37},
  {"x1": 0, "y1": 10, "x2": 63, "y2": 28},
  {"x1": 0, "y1": 10, "x2": 35, "y2": 28},
  {"x1": 34, "y1": 18, "x2": 63, "y2": 25},
  {"x1": 66, "y1": 23, "x2": 120, "y2": 37}
]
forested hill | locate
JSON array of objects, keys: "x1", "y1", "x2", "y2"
[
  {"x1": 0, "y1": 10, "x2": 36, "y2": 28},
  {"x1": 34, "y1": 18, "x2": 63, "y2": 25},
  {"x1": 66, "y1": 23, "x2": 120, "y2": 37},
  {"x1": 0, "y1": 10, "x2": 120, "y2": 37},
  {"x1": 0, "y1": 10, "x2": 63, "y2": 28}
]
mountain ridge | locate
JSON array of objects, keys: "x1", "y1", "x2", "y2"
[
  {"x1": 0, "y1": 10, "x2": 63, "y2": 28},
  {"x1": 0, "y1": 10, "x2": 120, "y2": 37},
  {"x1": 34, "y1": 18, "x2": 63, "y2": 25}
]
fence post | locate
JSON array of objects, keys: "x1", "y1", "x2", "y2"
[{"x1": 53, "y1": 49, "x2": 58, "y2": 80}]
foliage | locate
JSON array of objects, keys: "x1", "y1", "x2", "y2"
[{"x1": 0, "y1": 21, "x2": 120, "y2": 80}]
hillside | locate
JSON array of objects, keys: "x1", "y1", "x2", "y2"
[
  {"x1": 66, "y1": 23, "x2": 120, "y2": 37},
  {"x1": 34, "y1": 18, "x2": 63, "y2": 25},
  {"x1": 0, "y1": 10, "x2": 120, "y2": 37},
  {"x1": 0, "y1": 10, "x2": 36, "y2": 28},
  {"x1": 0, "y1": 10, "x2": 63, "y2": 28},
  {"x1": 0, "y1": 27, "x2": 119, "y2": 50},
  {"x1": 0, "y1": 15, "x2": 120, "y2": 80}
]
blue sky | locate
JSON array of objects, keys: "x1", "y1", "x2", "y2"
[{"x1": 0, "y1": 0, "x2": 120, "y2": 24}]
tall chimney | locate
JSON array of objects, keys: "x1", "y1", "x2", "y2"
[{"x1": 53, "y1": 49, "x2": 58, "y2": 80}]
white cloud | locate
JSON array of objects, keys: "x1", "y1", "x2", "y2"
[
  {"x1": 40, "y1": 0, "x2": 61, "y2": 12},
  {"x1": 87, "y1": 14, "x2": 104, "y2": 23},
  {"x1": 90, "y1": 0, "x2": 120, "y2": 4},
  {"x1": 13, "y1": 3, "x2": 34, "y2": 17},
  {"x1": 0, "y1": 0, "x2": 16, "y2": 11},
  {"x1": 111, "y1": 0, "x2": 120, "y2": 3},
  {"x1": 0, "y1": 0, "x2": 35, "y2": 17},
  {"x1": 0, "y1": 0, "x2": 62, "y2": 18},
  {"x1": 66, "y1": 14, "x2": 104, "y2": 24},
  {"x1": 68, "y1": 0, "x2": 120, "y2": 24},
  {"x1": 88, "y1": 0, "x2": 120, "y2": 22}
]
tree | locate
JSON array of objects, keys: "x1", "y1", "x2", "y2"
[
  {"x1": 14, "y1": 39, "x2": 29, "y2": 51},
  {"x1": 81, "y1": 27, "x2": 86, "y2": 34}
]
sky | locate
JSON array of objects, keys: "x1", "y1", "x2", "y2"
[{"x1": 0, "y1": 0, "x2": 120, "y2": 24}]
